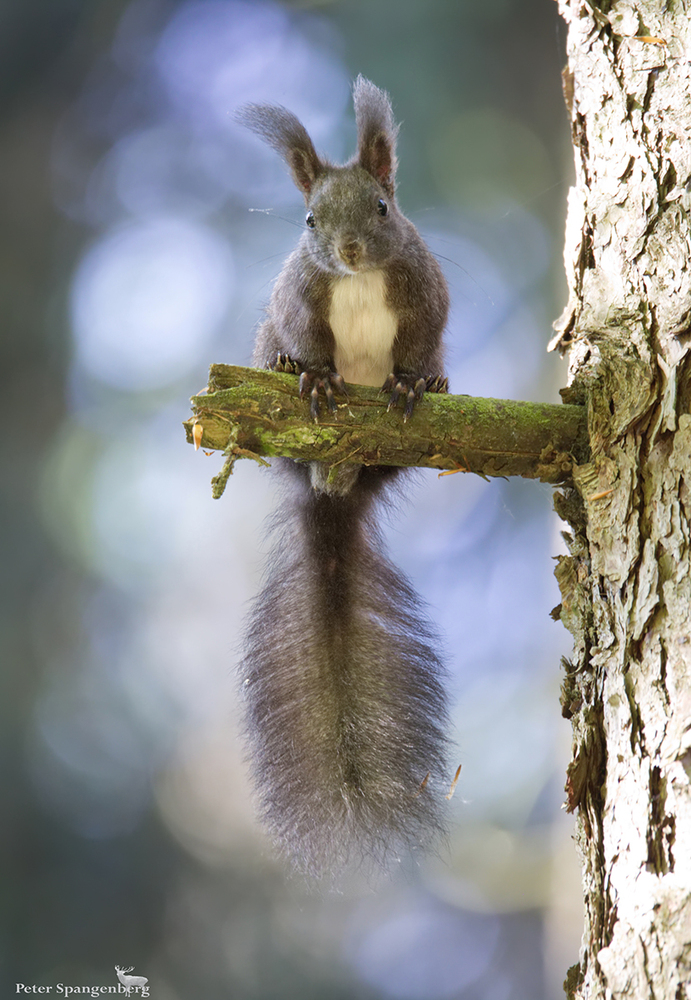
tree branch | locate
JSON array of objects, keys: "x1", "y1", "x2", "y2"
[{"x1": 184, "y1": 364, "x2": 588, "y2": 495}]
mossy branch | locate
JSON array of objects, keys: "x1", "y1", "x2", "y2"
[{"x1": 184, "y1": 364, "x2": 588, "y2": 496}]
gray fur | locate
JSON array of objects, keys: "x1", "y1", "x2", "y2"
[
  {"x1": 235, "y1": 103, "x2": 325, "y2": 195},
  {"x1": 242, "y1": 468, "x2": 450, "y2": 875},
  {"x1": 352, "y1": 74, "x2": 399, "y2": 196},
  {"x1": 237, "y1": 79, "x2": 451, "y2": 875}
]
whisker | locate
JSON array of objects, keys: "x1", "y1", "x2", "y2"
[
  {"x1": 248, "y1": 207, "x2": 305, "y2": 230},
  {"x1": 493, "y1": 178, "x2": 569, "y2": 221},
  {"x1": 428, "y1": 248, "x2": 494, "y2": 307},
  {"x1": 245, "y1": 252, "x2": 290, "y2": 269}
]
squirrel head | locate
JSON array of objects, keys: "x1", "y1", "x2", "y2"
[{"x1": 236, "y1": 76, "x2": 410, "y2": 275}]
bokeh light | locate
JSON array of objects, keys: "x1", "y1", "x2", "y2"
[
  {"x1": 3, "y1": 0, "x2": 583, "y2": 997},
  {"x1": 71, "y1": 219, "x2": 234, "y2": 390}
]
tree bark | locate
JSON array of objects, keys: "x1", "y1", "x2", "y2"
[
  {"x1": 552, "y1": 2, "x2": 691, "y2": 997},
  {"x1": 185, "y1": 364, "x2": 587, "y2": 496}
]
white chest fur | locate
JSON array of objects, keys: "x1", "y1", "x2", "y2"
[{"x1": 328, "y1": 270, "x2": 397, "y2": 387}]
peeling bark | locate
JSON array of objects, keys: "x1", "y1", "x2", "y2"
[{"x1": 552, "y1": 2, "x2": 691, "y2": 997}]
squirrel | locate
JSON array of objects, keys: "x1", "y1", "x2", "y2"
[{"x1": 237, "y1": 76, "x2": 451, "y2": 875}]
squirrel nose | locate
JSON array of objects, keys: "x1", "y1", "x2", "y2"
[{"x1": 337, "y1": 239, "x2": 363, "y2": 267}]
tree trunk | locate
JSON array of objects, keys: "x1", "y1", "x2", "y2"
[{"x1": 552, "y1": 2, "x2": 691, "y2": 997}]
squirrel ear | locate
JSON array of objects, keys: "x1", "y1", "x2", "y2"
[
  {"x1": 235, "y1": 104, "x2": 324, "y2": 197},
  {"x1": 353, "y1": 76, "x2": 399, "y2": 197}
]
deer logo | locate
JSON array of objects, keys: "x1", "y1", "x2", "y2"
[{"x1": 114, "y1": 966, "x2": 149, "y2": 995}]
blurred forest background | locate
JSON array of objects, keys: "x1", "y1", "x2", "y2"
[{"x1": 2, "y1": 1, "x2": 583, "y2": 997}]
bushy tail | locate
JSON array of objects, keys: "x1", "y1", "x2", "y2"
[{"x1": 241, "y1": 465, "x2": 450, "y2": 875}]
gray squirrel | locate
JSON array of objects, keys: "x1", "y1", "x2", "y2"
[{"x1": 237, "y1": 77, "x2": 451, "y2": 875}]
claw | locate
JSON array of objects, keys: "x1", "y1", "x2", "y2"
[
  {"x1": 298, "y1": 369, "x2": 345, "y2": 420},
  {"x1": 382, "y1": 371, "x2": 448, "y2": 419},
  {"x1": 426, "y1": 374, "x2": 449, "y2": 394},
  {"x1": 310, "y1": 383, "x2": 320, "y2": 421},
  {"x1": 324, "y1": 381, "x2": 338, "y2": 414},
  {"x1": 330, "y1": 373, "x2": 346, "y2": 394},
  {"x1": 387, "y1": 380, "x2": 403, "y2": 412},
  {"x1": 403, "y1": 386, "x2": 417, "y2": 422},
  {"x1": 272, "y1": 353, "x2": 302, "y2": 375}
]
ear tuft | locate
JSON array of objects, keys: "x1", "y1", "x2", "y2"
[
  {"x1": 353, "y1": 75, "x2": 399, "y2": 197},
  {"x1": 235, "y1": 104, "x2": 324, "y2": 198}
]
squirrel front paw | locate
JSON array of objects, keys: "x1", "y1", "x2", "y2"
[
  {"x1": 269, "y1": 355, "x2": 346, "y2": 421},
  {"x1": 382, "y1": 372, "x2": 449, "y2": 421},
  {"x1": 298, "y1": 370, "x2": 347, "y2": 421}
]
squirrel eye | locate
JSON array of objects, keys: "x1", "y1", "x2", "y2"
[
  {"x1": 377, "y1": 199, "x2": 388, "y2": 217},
  {"x1": 305, "y1": 211, "x2": 316, "y2": 229}
]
